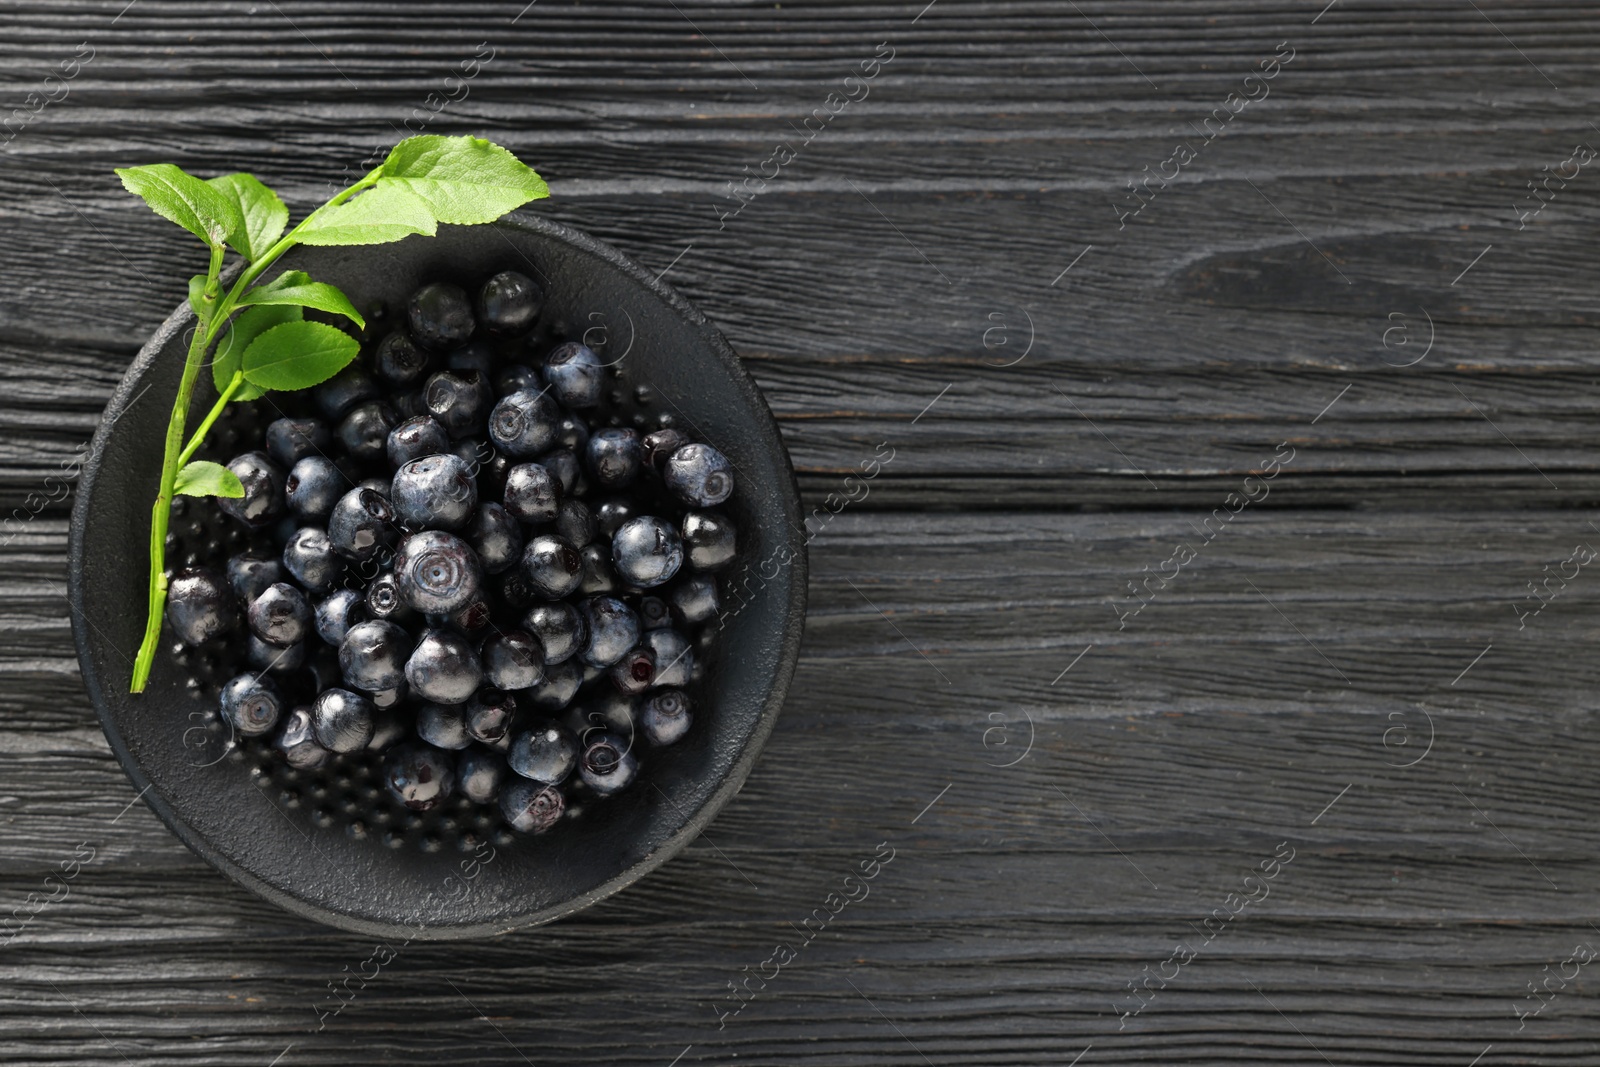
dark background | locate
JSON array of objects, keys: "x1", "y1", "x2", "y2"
[{"x1": 4, "y1": 1, "x2": 1600, "y2": 1063}]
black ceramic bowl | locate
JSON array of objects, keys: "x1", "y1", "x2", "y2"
[{"x1": 69, "y1": 214, "x2": 806, "y2": 938}]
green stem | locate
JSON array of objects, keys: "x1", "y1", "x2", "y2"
[{"x1": 177, "y1": 372, "x2": 244, "y2": 468}]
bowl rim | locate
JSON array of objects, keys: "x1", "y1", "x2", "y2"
[{"x1": 68, "y1": 211, "x2": 807, "y2": 938}]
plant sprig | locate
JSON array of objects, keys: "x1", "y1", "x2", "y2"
[{"x1": 119, "y1": 136, "x2": 549, "y2": 692}]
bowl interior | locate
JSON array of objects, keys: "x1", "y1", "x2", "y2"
[{"x1": 69, "y1": 215, "x2": 806, "y2": 938}]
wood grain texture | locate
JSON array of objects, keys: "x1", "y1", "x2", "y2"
[{"x1": 4, "y1": 0, "x2": 1600, "y2": 1063}]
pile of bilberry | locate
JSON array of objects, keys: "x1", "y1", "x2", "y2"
[{"x1": 162, "y1": 270, "x2": 734, "y2": 843}]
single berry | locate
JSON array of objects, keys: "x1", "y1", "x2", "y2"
[
  {"x1": 586, "y1": 428, "x2": 643, "y2": 489},
  {"x1": 643, "y1": 627, "x2": 693, "y2": 687},
  {"x1": 500, "y1": 779, "x2": 564, "y2": 834},
  {"x1": 502, "y1": 462, "x2": 562, "y2": 525},
  {"x1": 277, "y1": 706, "x2": 331, "y2": 769},
  {"x1": 579, "y1": 595, "x2": 639, "y2": 667},
  {"x1": 337, "y1": 400, "x2": 401, "y2": 465},
  {"x1": 465, "y1": 502, "x2": 523, "y2": 575},
  {"x1": 488, "y1": 388, "x2": 560, "y2": 458},
  {"x1": 423, "y1": 369, "x2": 492, "y2": 438},
  {"x1": 407, "y1": 282, "x2": 475, "y2": 350},
  {"x1": 664, "y1": 443, "x2": 734, "y2": 507},
  {"x1": 282, "y1": 527, "x2": 343, "y2": 593},
  {"x1": 643, "y1": 428, "x2": 691, "y2": 474},
  {"x1": 611, "y1": 515, "x2": 684, "y2": 588},
  {"x1": 383, "y1": 743, "x2": 456, "y2": 810},
  {"x1": 387, "y1": 415, "x2": 451, "y2": 468},
  {"x1": 465, "y1": 688, "x2": 517, "y2": 744},
  {"x1": 391, "y1": 453, "x2": 477, "y2": 531},
  {"x1": 640, "y1": 689, "x2": 692, "y2": 746},
  {"x1": 542, "y1": 341, "x2": 603, "y2": 408},
  {"x1": 393, "y1": 530, "x2": 483, "y2": 615},
  {"x1": 375, "y1": 330, "x2": 432, "y2": 388},
  {"x1": 555, "y1": 412, "x2": 590, "y2": 453},
  {"x1": 218, "y1": 451, "x2": 285, "y2": 527},
  {"x1": 219, "y1": 673, "x2": 283, "y2": 737},
  {"x1": 227, "y1": 551, "x2": 284, "y2": 604},
  {"x1": 339, "y1": 619, "x2": 411, "y2": 692},
  {"x1": 368, "y1": 707, "x2": 409, "y2": 750},
  {"x1": 312, "y1": 687, "x2": 377, "y2": 753},
  {"x1": 668, "y1": 572, "x2": 719, "y2": 624},
  {"x1": 248, "y1": 634, "x2": 305, "y2": 672},
  {"x1": 458, "y1": 747, "x2": 508, "y2": 804},
  {"x1": 494, "y1": 363, "x2": 541, "y2": 396},
  {"x1": 579, "y1": 732, "x2": 639, "y2": 795},
  {"x1": 593, "y1": 497, "x2": 637, "y2": 538},
  {"x1": 637, "y1": 595, "x2": 671, "y2": 630},
  {"x1": 527, "y1": 656, "x2": 582, "y2": 711},
  {"x1": 609, "y1": 645, "x2": 656, "y2": 696},
  {"x1": 555, "y1": 498, "x2": 595, "y2": 548},
  {"x1": 681, "y1": 511, "x2": 737, "y2": 571},
  {"x1": 482, "y1": 629, "x2": 546, "y2": 690},
  {"x1": 478, "y1": 270, "x2": 543, "y2": 335},
  {"x1": 405, "y1": 628, "x2": 484, "y2": 705},
  {"x1": 508, "y1": 725, "x2": 578, "y2": 784},
  {"x1": 284, "y1": 456, "x2": 348, "y2": 522},
  {"x1": 314, "y1": 588, "x2": 368, "y2": 646},
  {"x1": 365, "y1": 571, "x2": 414, "y2": 622},
  {"x1": 265, "y1": 417, "x2": 331, "y2": 468},
  {"x1": 566, "y1": 688, "x2": 635, "y2": 743},
  {"x1": 417, "y1": 702, "x2": 473, "y2": 749},
  {"x1": 523, "y1": 601, "x2": 585, "y2": 664},
  {"x1": 448, "y1": 340, "x2": 498, "y2": 377},
  {"x1": 314, "y1": 363, "x2": 380, "y2": 420},
  {"x1": 520, "y1": 534, "x2": 583, "y2": 599},
  {"x1": 327, "y1": 487, "x2": 399, "y2": 562},
  {"x1": 248, "y1": 582, "x2": 311, "y2": 646},
  {"x1": 541, "y1": 448, "x2": 581, "y2": 495},
  {"x1": 579, "y1": 542, "x2": 617, "y2": 594},
  {"x1": 165, "y1": 567, "x2": 238, "y2": 645}
]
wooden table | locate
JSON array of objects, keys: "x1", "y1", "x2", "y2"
[{"x1": 5, "y1": 1, "x2": 1599, "y2": 1062}]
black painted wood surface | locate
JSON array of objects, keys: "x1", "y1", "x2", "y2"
[{"x1": 4, "y1": 1, "x2": 1600, "y2": 1063}]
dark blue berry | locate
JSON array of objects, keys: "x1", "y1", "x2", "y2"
[
  {"x1": 520, "y1": 534, "x2": 582, "y2": 599},
  {"x1": 668, "y1": 572, "x2": 719, "y2": 624},
  {"x1": 579, "y1": 595, "x2": 639, "y2": 667},
  {"x1": 586, "y1": 428, "x2": 642, "y2": 489},
  {"x1": 448, "y1": 340, "x2": 498, "y2": 377},
  {"x1": 165, "y1": 567, "x2": 238, "y2": 645},
  {"x1": 337, "y1": 400, "x2": 400, "y2": 465},
  {"x1": 542, "y1": 341, "x2": 603, "y2": 408},
  {"x1": 637, "y1": 595, "x2": 671, "y2": 630},
  {"x1": 384, "y1": 743, "x2": 456, "y2": 810},
  {"x1": 488, "y1": 388, "x2": 559, "y2": 458},
  {"x1": 424, "y1": 369, "x2": 493, "y2": 438},
  {"x1": 375, "y1": 330, "x2": 432, "y2": 388},
  {"x1": 664, "y1": 443, "x2": 734, "y2": 507},
  {"x1": 315, "y1": 588, "x2": 367, "y2": 646},
  {"x1": 219, "y1": 673, "x2": 283, "y2": 737},
  {"x1": 541, "y1": 448, "x2": 581, "y2": 495},
  {"x1": 640, "y1": 689, "x2": 692, "y2": 746},
  {"x1": 248, "y1": 582, "x2": 311, "y2": 646},
  {"x1": 405, "y1": 628, "x2": 484, "y2": 705},
  {"x1": 218, "y1": 451, "x2": 285, "y2": 527},
  {"x1": 226, "y1": 551, "x2": 283, "y2": 604},
  {"x1": 449, "y1": 595, "x2": 495, "y2": 636},
  {"x1": 339, "y1": 619, "x2": 411, "y2": 692},
  {"x1": 278, "y1": 706, "x2": 331, "y2": 770},
  {"x1": 497, "y1": 569, "x2": 539, "y2": 612},
  {"x1": 527, "y1": 656, "x2": 581, "y2": 712},
  {"x1": 284, "y1": 456, "x2": 347, "y2": 522},
  {"x1": 579, "y1": 732, "x2": 638, "y2": 795},
  {"x1": 609, "y1": 645, "x2": 655, "y2": 696},
  {"x1": 643, "y1": 627, "x2": 693, "y2": 687},
  {"x1": 593, "y1": 498, "x2": 637, "y2": 539},
  {"x1": 482, "y1": 629, "x2": 546, "y2": 690},
  {"x1": 681, "y1": 511, "x2": 737, "y2": 571},
  {"x1": 555, "y1": 413, "x2": 589, "y2": 453},
  {"x1": 554, "y1": 498, "x2": 595, "y2": 547},
  {"x1": 458, "y1": 747, "x2": 508, "y2": 804},
  {"x1": 465, "y1": 688, "x2": 517, "y2": 744},
  {"x1": 494, "y1": 363, "x2": 541, "y2": 396},
  {"x1": 282, "y1": 527, "x2": 343, "y2": 593},
  {"x1": 611, "y1": 515, "x2": 683, "y2": 588},
  {"x1": 579, "y1": 542, "x2": 617, "y2": 594},
  {"x1": 508, "y1": 724, "x2": 577, "y2": 785},
  {"x1": 393, "y1": 530, "x2": 483, "y2": 615},
  {"x1": 566, "y1": 689, "x2": 635, "y2": 743},
  {"x1": 478, "y1": 270, "x2": 543, "y2": 335},
  {"x1": 407, "y1": 282, "x2": 475, "y2": 351},
  {"x1": 312, "y1": 687, "x2": 376, "y2": 753},
  {"x1": 500, "y1": 778, "x2": 564, "y2": 833},
  {"x1": 465, "y1": 502, "x2": 523, "y2": 574},
  {"x1": 643, "y1": 428, "x2": 691, "y2": 474},
  {"x1": 391, "y1": 453, "x2": 477, "y2": 531},
  {"x1": 387, "y1": 415, "x2": 450, "y2": 468},
  {"x1": 502, "y1": 462, "x2": 562, "y2": 525},
  {"x1": 368, "y1": 707, "x2": 409, "y2": 750},
  {"x1": 365, "y1": 571, "x2": 414, "y2": 623},
  {"x1": 327, "y1": 487, "x2": 399, "y2": 562},
  {"x1": 266, "y1": 417, "x2": 331, "y2": 468},
  {"x1": 417, "y1": 702, "x2": 473, "y2": 749},
  {"x1": 314, "y1": 363, "x2": 380, "y2": 420},
  {"x1": 523, "y1": 601, "x2": 584, "y2": 664}
]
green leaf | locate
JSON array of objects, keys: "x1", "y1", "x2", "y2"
[
  {"x1": 240, "y1": 270, "x2": 366, "y2": 329},
  {"x1": 205, "y1": 173, "x2": 288, "y2": 261},
  {"x1": 378, "y1": 135, "x2": 549, "y2": 225},
  {"x1": 241, "y1": 320, "x2": 361, "y2": 391},
  {"x1": 114, "y1": 163, "x2": 241, "y2": 249},
  {"x1": 295, "y1": 181, "x2": 437, "y2": 246},
  {"x1": 213, "y1": 304, "x2": 302, "y2": 401},
  {"x1": 174, "y1": 460, "x2": 244, "y2": 499}
]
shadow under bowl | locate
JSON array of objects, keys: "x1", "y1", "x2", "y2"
[{"x1": 68, "y1": 213, "x2": 806, "y2": 939}]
